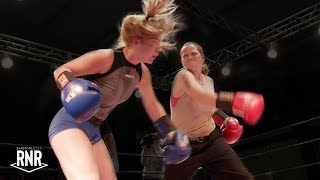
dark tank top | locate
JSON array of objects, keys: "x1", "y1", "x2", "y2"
[{"x1": 87, "y1": 49, "x2": 142, "y2": 122}]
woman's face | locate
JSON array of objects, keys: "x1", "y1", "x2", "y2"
[
  {"x1": 180, "y1": 44, "x2": 204, "y2": 72},
  {"x1": 136, "y1": 35, "x2": 161, "y2": 64}
]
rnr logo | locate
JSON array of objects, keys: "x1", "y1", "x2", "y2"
[
  {"x1": 17, "y1": 150, "x2": 42, "y2": 166},
  {"x1": 10, "y1": 147, "x2": 48, "y2": 173}
]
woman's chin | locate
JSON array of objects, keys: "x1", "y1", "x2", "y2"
[{"x1": 143, "y1": 58, "x2": 155, "y2": 64}]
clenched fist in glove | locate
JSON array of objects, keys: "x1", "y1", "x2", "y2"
[
  {"x1": 162, "y1": 130, "x2": 191, "y2": 164},
  {"x1": 213, "y1": 109, "x2": 243, "y2": 144},
  {"x1": 216, "y1": 91, "x2": 265, "y2": 126},
  {"x1": 154, "y1": 115, "x2": 192, "y2": 164},
  {"x1": 55, "y1": 70, "x2": 102, "y2": 123}
]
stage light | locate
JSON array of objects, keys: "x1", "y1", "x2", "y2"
[
  {"x1": 267, "y1": 48, "x2": 278, "y2": 59},
  {"x1": 1, "y1": 54, "x2": 14, "y2": 69},
  {"x1": 267, "y1": 42, "x2": 278, "y2": 59},
  {"x1": 221, "y1": 61, "x2": 232, "y2": 76}
]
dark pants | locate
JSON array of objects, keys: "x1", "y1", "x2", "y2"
[{"x1": 164, "y1": 129, "x2": 254, "y2": 180}]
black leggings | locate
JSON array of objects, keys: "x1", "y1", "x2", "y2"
[{"x1": 164, "y1": 129, "x2": 254, "y2": 180}]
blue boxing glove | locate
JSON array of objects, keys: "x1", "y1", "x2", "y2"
[
  {"x1": 154, "y1": 115, "x2": 191, "y2": 165},
  {"x1": 56, "y1": 71, "x2": 102, "y2": 123},
  {"x1": 162, "y1": 131, "x2": 191, "y2": 164}
]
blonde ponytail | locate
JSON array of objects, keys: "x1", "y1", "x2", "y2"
[{"x1": 114, "y1": 0, "x2": 184, "y2": 53}]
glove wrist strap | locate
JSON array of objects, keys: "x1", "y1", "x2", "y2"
[
  {"x1": 56, "y1": 71, "x2": 75, "y2": 91},
  {"x1": 216, "y1": 91, "x2": 234, "y2": 113},
  {"x1": 215, "y1": 109, "x2": 229, "y2": 119},
  {"x1": 213, "y1": 109, "x2": 229, "y2": 127},
  {"x1": 154, "y1": 115, "x2": 176, "y2": 139}
]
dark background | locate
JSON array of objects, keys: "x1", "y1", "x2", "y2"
[{"x1": 1, "y1": 0, "x2": 320, "y2": 179}]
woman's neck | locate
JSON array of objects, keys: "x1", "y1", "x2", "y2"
[
  {"x1": 189, "y1": 68, "x2": 202, "y2": 81},
  {"x1": 123, "y1": 47, "x2": 140, "y2": 65}
]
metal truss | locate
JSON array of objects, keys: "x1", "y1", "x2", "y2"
[
  {"x1": 206, "y1": 2, "x2": 320, "y2": 68},
  {"x1": 179, "y1": 0, "x2": 256, "y2": 38},
  {"x1": 0, "y1": 33, "x2": 79, "y2": 65},
  {"x1": 1, "y1": 2, "x2": 320, "y2": 89},
  {"x1": 157, "y1": 2, "x2": 320, "y2": 87}
]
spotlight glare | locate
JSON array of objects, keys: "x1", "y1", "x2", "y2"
[
  {"x1": 221, "y1": 66, "x2": 230, "y2": 76},
  {"x1": 267, "y1": 48, "x2": 278, "y2": 59},
  {"x1": 1, "y1": 56, "x2": 14, "y2": 69}
]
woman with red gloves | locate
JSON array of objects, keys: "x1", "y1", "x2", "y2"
[{"x1": 165, "y1": 41, "x2": 264, "y2": 180}]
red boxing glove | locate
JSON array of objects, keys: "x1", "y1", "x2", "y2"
[
  {"x1": 220, "y1": 117, "x2": 243, "y2": 144},
  {"x1": 232, "y1": 92, "x2": 265, "y2": 126},
  {"x1": 212, "y1": 109, "x2": 243, "y2": 144},
  {"x1": 217, "y1": 91, "x2": 265, "y2": 126}
]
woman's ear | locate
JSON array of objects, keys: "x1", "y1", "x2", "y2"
[
  {"x1": 132, "y1": 37, "x2": 141, "y2": 46},
  {"x1": 202, "y1": 54, "x2": 206, "y2": 62}
]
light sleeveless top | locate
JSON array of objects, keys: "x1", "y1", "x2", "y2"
[{"x1": 170, "y1": 70, "x2": 216, "y2": 139}]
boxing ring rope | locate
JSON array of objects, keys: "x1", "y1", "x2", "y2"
[
  {"x1": 253, "y1": 161, "x2": 320, "y2": 178},
  {"x1": 233, "y1": 115, "x2": 320, "y2": 148},
  {"x1": 0, "y1": 115, "x2": 319, "y2": 177},
  {"x1": 118, "y1": 152, "x2": 164, "y2": 158},
  {"x1": 240, "y1": 137, "x2": 320, "y2": 160},
  {"x1": 117, "y1": 170, "x2": 164, "y2": 174},
  {"x1": 0, "y1": 165, "x2": 59, "y2": 172},
  {"x1": 0, "y1": 142, "x2": 53, "y2": 150},
  {"x1": 0, "y1": 143, "x2": 166, "y2": 175},
  {"x1": 235, "y1": 115, "x2": 320, "y2": 160},
  {"x1": 118, "y1": 115, "x2": 320, "y2": 176}
]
